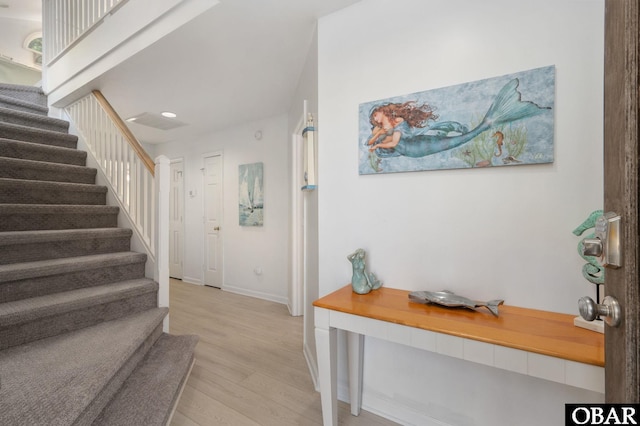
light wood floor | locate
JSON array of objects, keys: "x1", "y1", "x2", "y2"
[{"x1": 168, "y1": 279, "x2": 399, "y2": 426}]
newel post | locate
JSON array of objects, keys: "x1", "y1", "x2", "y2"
[{"x1": 154, "y1": 155, "x2": 171, "y2": 332}]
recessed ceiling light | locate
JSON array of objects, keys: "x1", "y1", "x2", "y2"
[
  {"x1": 161, "y1": 111, "x2": 177, "y2": 118},
  {"x1": 126, "y1": 117, "x2": 137, "y2": 122}
]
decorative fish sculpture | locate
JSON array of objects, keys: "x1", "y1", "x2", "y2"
[{"x1": 409, "y1": 290, "x2": 504, "y2": 317}]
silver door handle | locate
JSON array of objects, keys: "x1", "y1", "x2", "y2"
[{"x1": 578, "y1": 295, "x2": 621, "y2": 327}]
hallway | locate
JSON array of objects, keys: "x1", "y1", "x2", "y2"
[{"x1": 168, "y1": 279, "x2": 397, "y2": 425}]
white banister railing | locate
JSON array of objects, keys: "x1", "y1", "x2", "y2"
[
  {"x1": 66, "y1": 91, "x2": 156, "y2": 259},
  {"x1": 66, "y1": 91, "x2": 170, "y2": 330},
  {"x1": 43, "y1": 0, "x2": 128, "y2": 65}
]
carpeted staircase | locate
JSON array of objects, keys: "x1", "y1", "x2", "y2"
[{"x1": 0, "y1": 83, "x2": 197, "y2": 426}]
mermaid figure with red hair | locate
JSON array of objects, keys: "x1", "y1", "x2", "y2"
[{"x1": 366, "y1": 78, "x2": 549, "y2": 159}]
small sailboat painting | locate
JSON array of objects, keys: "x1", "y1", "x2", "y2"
[
  {"x1": 239, "y1": 162, "x2": 264, "y2": 226},
  {"x1": 359, "y1": 65, "x2": 555, "y2": 174}
]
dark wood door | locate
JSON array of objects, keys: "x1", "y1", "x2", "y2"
[{"x1": 603, "y1": 0, "x2": 639, "y2": 402}]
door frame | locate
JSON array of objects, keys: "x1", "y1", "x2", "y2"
[
  {"x1": 603, "y1": 0, "x2": 639, "y2": 402},
  {"x1": 202, "y1": 150, "x2": 224, "y2": 288},
  {"x1": 290, "y1": 114, "x2": 305, "y2": 317},
  {"x1": 169, "y1": 157, "x2": 185, "y2": 280}
]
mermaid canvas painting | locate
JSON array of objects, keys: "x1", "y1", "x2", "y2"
[{"x1": 359, "y1": 66, "x2": 555, "y2": 174}]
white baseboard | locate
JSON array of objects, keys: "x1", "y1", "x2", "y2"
[
  {"x1": 222, "y1": 284, "x2": 288, "y2": 305},
  {"x1": 303, "y1": 341, "x2": 319, "y2": 392},
  {"x1": 361, "y1": 391, "x2": 453, "y2": 426},
  {"x1": 181, "y1": 276, "x2": 203, "y2": 285}
]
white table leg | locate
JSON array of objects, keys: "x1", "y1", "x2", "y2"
[
  {"x1": 347, "y1": 332, "x2": 364, "y2": 416},
  {"x1": 315, "y1": 308, "x2": 337, "y2": 426}
]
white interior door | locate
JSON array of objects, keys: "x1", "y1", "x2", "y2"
[
  {"x1": 169, "y1": 160, "x2": 184, "y2": 279},
  {"x1": 204, "y1": 154, "x2": 223, "y2": 288}
]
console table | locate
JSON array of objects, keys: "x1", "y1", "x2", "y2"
[{"x1": 313, "y1": 285, "x2": 604, "y2": 426}]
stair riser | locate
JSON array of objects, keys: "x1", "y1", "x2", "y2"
[
  {"x1": 0, "y1": 211, "x2": 116, "y2": 232},
  {"x1": 0, "y1": 187, "x2": 106, "y2": 205},
  {"x1": 0, "y1": 262, "x2": 146, "y2": 303},
  {"x1": 0, "y1": 163, "x2": 96, "y2": 184},
  {"x1": 0, "y1": 124, "x2": 77, "y2": 149},
  {"x1": 0, "y1": 86, "x2": 47, "y2": 107},
  {"x1": 0, "y1": 110, "x2": 69, "y2": 133},
  {"x1": 0, "y1": 291, "x2": 157, "y2": 350},
  {"x1": 93, "y1": 334, "x2": 198, "y2": 426},
  {"x1": 0, "y1": 237, "x2": 131, "y2": 265},
  {"x1": 0, "y1": 98, "x2": 48, "y2": 116},
  {"x1": 0, "y1": 139, "x2": 87, "y2": 166},
  {"x1": 74, "y1": 324, "x2": 164, "y2": 426}
]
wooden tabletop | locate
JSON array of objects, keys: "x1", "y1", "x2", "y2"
[{"x1": 314, "y1": 285, "x2": 604, "y2": 366}]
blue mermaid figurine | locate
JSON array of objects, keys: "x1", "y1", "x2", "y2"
[{"x1": 348, "y1": 248, "x2": 383, "y2": 295}]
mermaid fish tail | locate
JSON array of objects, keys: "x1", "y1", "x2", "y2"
[
  {"x1": 427, "y1": 121, "x2": 469, "y2": 136},
  {"x1": 483, "y1": 299, "x2": 504, "y2": 317},
  {"x1": 483, "y1": 78, "x2": 550, "y2": 127},
  {"x1": 406, "y1": 78, "x2": 549, "y2": 156}
]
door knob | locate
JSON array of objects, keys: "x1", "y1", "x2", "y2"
[
  {"x1": 578, "y1": 295, "x2": 621, "y2": 327},
  {"x1": 214, "y1": 226, "x2": 220, "y2": 231}
]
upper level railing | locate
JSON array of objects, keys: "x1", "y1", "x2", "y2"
[
  {"x1": 66, "y1": 90, "x2": 156, "y2": 257},
  {"x1": 43, "y1": 0, "x2": 128, "y2": 65}
]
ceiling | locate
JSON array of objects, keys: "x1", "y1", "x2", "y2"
[
  {"x1": 0, "y1": 0, "x2": 41, "y2": 22},
  {"x1": 3, "y1": 0, "x2": 360, "y2": 145}
]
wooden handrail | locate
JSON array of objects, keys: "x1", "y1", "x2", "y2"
[{"x1": 92, "y1": 90, "x2": 155, "y2": 175}]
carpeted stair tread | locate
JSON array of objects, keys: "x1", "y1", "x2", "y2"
[
  {"x1": 0, "y1": 204, "x2": 118, "y2": 231},
  {"x1": 94, "y1": 333, "x2": 198, "y2": 426},
  {"x1": 0, "y1": 307, "x2": 168, "y2": 426},
  {"x1": 0, "y1": 83, "x2": 47, "y2": 107},
  {"x1": 0, "y1": 279, "x2": 158, "y2": 349},
  {"x1": 0, "y1": 138, "x2": 87, "y2": 166},
  {"x1": 0, "y1": 252, "x2": 146, "y2": 304},
  {"x1": 0, "y1": 228, "x2": 132, "y2": 264},
  {"x1": 0, "y1": 93, "x2": 48, "y2": 116},
  {"x1": 0, "y1": 156, "x2": 97, "y2": 184},
  {"x1": 0, "y1": 106, "x2": 69, "y2": 132},
  {"x1": 0, "y1": 251, "x2": 146, "y2": 283},
  {"x1": 0, "y1": 178, "x2": 107, "y2": 205},
  {"x1": 0, "y1": 278, "x2": 157, "y2": 326},
  {"x1": 0, "y1": 121, "x2": 78, "y2": 149}
]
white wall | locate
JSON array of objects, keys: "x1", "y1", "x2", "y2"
[
  {"x1": 0, "y1": 17, "x2": 41, "y2": 84},
  {"x1": 153, "y1": 114, "x2": 290, "y2": 303},
  {"x1": 317, "y1": 1, "x2": 605, "y2": 425},
  {"x1": 0, "y1": 17, "x2": 41, "y2": 69}
]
